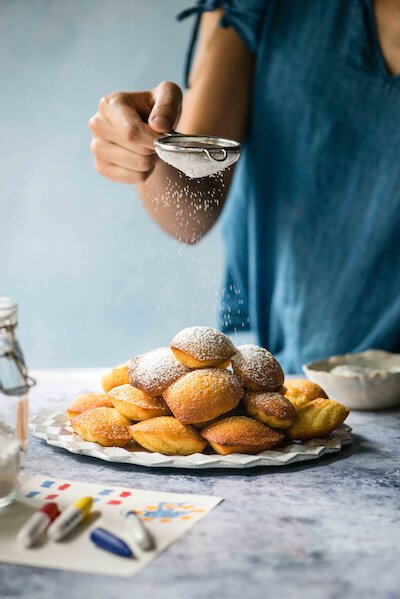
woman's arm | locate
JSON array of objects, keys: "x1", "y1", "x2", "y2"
[{"x1": 89, "y1": 9, "x2": 254, "y2": 243}]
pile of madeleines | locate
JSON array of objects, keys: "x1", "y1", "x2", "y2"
[{"x1": 67, "y1": 326, "x2": 350, "y2": 456}]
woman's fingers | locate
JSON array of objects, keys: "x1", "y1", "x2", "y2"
[
  {"x1": 89, "y1": 83, "x2": 182, "y2": 184},
  {"x1": 99, "y1": 92, "x2": 158, "y2": 150},
  {"x1": 89, "y1": 109, "x2": 156, "y2": 183},
  {"x1": 148, "y1": 81, "x2": 183, "y2": 133},
  {"x1": 94, "y1": 157, "x2": 153, "y2": 184},
  {"x1": 88, "y1": 112, "x2": 155, "y2": 156},
  {"x1": 90, "y1": 138, "x2": 156, "y2": 172}
]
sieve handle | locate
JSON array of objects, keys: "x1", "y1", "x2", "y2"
[{"x1": 204, "y1": 148, "x2": 228, "y2": 162}]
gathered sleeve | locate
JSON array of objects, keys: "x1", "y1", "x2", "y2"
[{"x1": 177, "y1": 0, "x2": 265, "y2": 86}]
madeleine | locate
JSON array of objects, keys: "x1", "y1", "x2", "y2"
[
  {"x1": 231, "y1": 345, "x2": 284, "y2": 391},
  {"x1": 109, "y1": 384, "x2": 170, "y2": 421},
  {"x1": 170, "y1": 326, "x2": 235, "y2": 368},
  {"x1": 129, "y1": 416, "x2": 207, "y2": 455},
  {"x1": 201, "y1": 416, "x2": 285, "y2": 455},
  {"x1": 71, "y1": 407, "x2": 132, "y2": 447},
  {"x1": 163, "y1": 368, "x2": 243, "y2": 424},
  {"x1": 286, "y1": 398, "x2": 349, "y2": 440},
  {"x1": 243, "y1": 391, "x2": 297, "y2": 429},
  {"x1": 101, "y1": 363, "x2": 129, "y2": 393},
  {"x1": 67, "y1": 393, "x2": 113, "y2": 419}
]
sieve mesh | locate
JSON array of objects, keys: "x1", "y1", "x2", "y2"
[{"x1": 154, "y1": 134, "x2": 241, "y2": 179}]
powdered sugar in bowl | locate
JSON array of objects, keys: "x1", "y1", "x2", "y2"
[{"x1": 303, "y1": 349, "x2": 400, "y2": 410}]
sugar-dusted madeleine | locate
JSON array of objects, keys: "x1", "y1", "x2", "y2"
[
  {"x1": 243, "y1": 391, "x2": 297, "y2": 429},
  {"x1": 284, "y1": 379, "x2": 328, "y2": 411},
  {"x1": 108, "y1": 384, "x2": 170, "y2": 421},
  {"x1": 201, "y1": 416, "x2": 285, "y2": 455},
  {"x1": 231, "y1": 344, "x2": 284, "y2": 391},
  {"x1": 71, "y1": 407, "x2": 132, "y2": 447},
  {"x1": 67, "y1": 393, "x2": 113, "y2": 419},
  {"x1": 286, "y1": 398, "x2": 350, "y2": 441},
  {"x1": 163, "y1": 368, "x2": 243, "y2": 424},
  {"x1": 128, "y1": 347, "x2": 191, "y2": 397},
  {"x1": 129, "y1": 416, "x2": 207, "y2": 455},
  {"x1": 172, "y1": 348, "x2": 231, "y2": 369},
  {"x1": 101, "y1": 363, "x2": 129, "y2": 393},
  {"x1": 170, "y1": 325, "x2": 235, "y2": 368}
]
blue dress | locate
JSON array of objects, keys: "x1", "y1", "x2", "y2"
[{"x1": 178, "y1": 0, "x2": 400, "y2": 373}]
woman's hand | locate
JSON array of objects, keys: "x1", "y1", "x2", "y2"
[
  {"x1": 89, "y1": 9, "x2": 253, "y2": 242},
  {"x1": 88, "y1": 81, "x2": 182, "y2": 184}
]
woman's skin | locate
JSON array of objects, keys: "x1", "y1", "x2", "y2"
[
  {"x1": 89, "y1": 1, "x2": 400, "y2": 243},
  {"x1": 374, "y1": 0, "x2": 400, "y2": 75}
]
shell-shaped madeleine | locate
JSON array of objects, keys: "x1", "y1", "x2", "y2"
[
  {"x1": 108, "y1": 384, "x2": 170, "y2": 421},
  {"x1": 243, "y1": 391, "x2": 297, "y2": 429},
  {"x1": 201, "y1": 416, "x2": 285, "y2": 455},
  {"x1": 128, "y1": 347, "x2": 191, "y2": 396},
  {"x1": 284, "y1": 379, "x2": 328, "y2": 408},
  {"x1": 286, "y1": 398, "x2": 349, "y2": 440},
  {"x1": 101, "y1": 363, "x2": 129, "y2": 393},
  {"x1": 231, "y1": 345, "x2": 284, "y2": 391},
  {"x1": 163, "y1": 368, "x2": 243, "y2": 424},
  {"x1": 170, "y1": 326, "x2": 235, "y2": 368},
  {"x1": 284, "y1": 387, "x2": 311, "y2": 411},
  {"x1": 129, "y1": 416, "x2": 207, "y2": 455},
  {"x1": 67, "y1": 393, "x2": 113, "y2": 419},
  {"x1": 71, "y1": 407, "x2": 132, "y2": 447}
]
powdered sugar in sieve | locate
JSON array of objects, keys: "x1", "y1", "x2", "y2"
[{"x1": 154, "y1": 134, "x2": 240, "y2": 179}]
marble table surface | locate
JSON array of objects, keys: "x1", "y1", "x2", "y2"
[{"x1": 1, "y1": 369, "x2": 399, "y2": 599}]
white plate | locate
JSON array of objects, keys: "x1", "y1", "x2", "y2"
[{"x1": 30, "y1": 410, "x2": 352, "y2": 469}]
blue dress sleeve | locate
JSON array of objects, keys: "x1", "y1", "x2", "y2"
[{"x1": 177, "y1": 0, "x2": 265, "y2": 86}]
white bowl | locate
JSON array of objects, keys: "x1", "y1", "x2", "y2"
[{"x1": 303, "y1": 349, "x2": 400, "y2": 410}]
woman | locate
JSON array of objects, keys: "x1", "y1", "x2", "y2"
[{"x1": 88, "y1": 0, "x2": 400, "y2": 373}]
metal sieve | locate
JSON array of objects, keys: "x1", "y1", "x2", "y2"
[{"x1": 154, "y1": 133, "x2": 241, "y2": 179}]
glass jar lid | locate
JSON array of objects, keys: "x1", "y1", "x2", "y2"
[{"x1": 0, "y1": 297, "x2": 18, "y2": 328}]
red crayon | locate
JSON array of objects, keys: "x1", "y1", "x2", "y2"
[{"x1": 17, "y1": 502, "x2": 60, "y2": 548}]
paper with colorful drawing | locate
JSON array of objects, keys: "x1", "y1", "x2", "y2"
[{"x1": 0, "y1": 474, "x2": 222, "y2": 577}]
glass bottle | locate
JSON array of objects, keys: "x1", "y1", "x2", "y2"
[{"x1": 0, "y1": 297, "x2": 35, "y2": 507}]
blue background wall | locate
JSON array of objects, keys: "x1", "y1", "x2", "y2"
[{"x1": 0, "y1": 0, "x2": 233, "y2": 368}]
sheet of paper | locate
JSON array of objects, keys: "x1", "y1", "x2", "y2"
[{"x1": 0, "y1": 474, "x2": 222, "y2": 577}]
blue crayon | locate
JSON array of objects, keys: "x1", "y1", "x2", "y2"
[{"x1": 90, "y1": 527, "x2": 134, "y2": 558}]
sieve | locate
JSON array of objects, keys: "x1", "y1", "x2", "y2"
[{"x1": 154, "y1": 133, "x2": 241, "y2": 179}]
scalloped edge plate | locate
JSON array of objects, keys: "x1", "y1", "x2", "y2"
[{"x1": 30, "y1": 411, "x2": 352, "y2": 469}]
